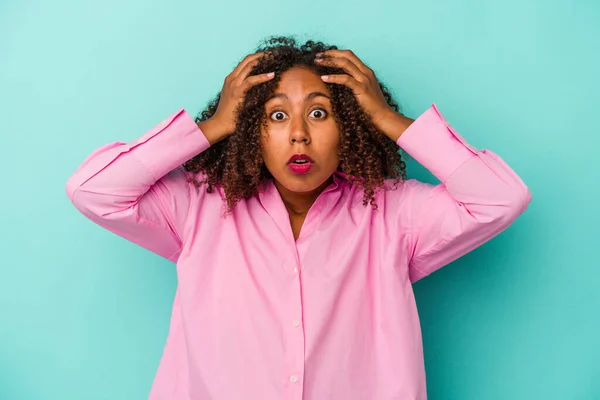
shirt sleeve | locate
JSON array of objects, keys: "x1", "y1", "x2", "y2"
[
  {"x1": 396, "y1": 103, "x2": 532, "y2": 283},
  {"x1": 65, "y1": 108, "x2": 211, "y2": 263}
]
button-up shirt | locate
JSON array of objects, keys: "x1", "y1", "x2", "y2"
[{"x1": 65, "y1": 103, "x2": 531, "y2": 399}]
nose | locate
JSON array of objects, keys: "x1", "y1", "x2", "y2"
[{"x1": 289, "y1": 117, "x2": 311, "y2": 145}]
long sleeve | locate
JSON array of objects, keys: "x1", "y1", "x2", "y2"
[
  {"x1": 65, "y1": 108, "x2": 211, "y2": 262},
  {"x1": 395, "y1": 103, "x2": 532, "y2": 283}
]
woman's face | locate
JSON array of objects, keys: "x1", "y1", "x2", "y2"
[{"x1": 260, "y1": 66, "x2": 340, "y2": 194}]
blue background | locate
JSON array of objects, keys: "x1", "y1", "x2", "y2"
[{"x1": 1, "y1": 0, "x2": 598, "y2": 398}]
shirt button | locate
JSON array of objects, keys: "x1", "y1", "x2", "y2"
[
  {"x1": 293, "y1": 266, "x2": 299, "y2": 273},
  {"x1": 292, "y1": 319, "x2": 300, "y2": 327},
  {"x1": 290, "y1": 375, "x2": 299, "y2": 383}
]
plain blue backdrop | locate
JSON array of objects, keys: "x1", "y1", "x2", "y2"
[{"x1": 1, "y1": 0, "x2": 598, "y2": 398}]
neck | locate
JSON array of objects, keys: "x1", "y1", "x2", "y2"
[{"x1": 274, "y1": 176, "x2": 334, "y2": 216}]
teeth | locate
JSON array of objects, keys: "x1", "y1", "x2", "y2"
[{"x1": 294, "y1": 160, "x2": 308, "y2": 164}]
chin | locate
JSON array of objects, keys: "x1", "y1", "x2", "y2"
[
  {"x1": 272, "y1": 170, "x2": 331, "y2": 194},
  {"x1": 279, "y1": 178, "x2": 322, "y2": 193}
]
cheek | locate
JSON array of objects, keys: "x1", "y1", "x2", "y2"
[
  {"x1": 325, "y1": 132, "x2": 341, "y2": 156},
  {"x1": 259, "y1": 133, "x2": 285, "y2": 162}
]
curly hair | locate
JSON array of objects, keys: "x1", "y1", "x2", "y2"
[{"x1": 183, "y1": 35, "x2": 408, "y2": 212}]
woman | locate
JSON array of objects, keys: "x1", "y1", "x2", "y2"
[{"x1": 66, "y1": 36, "x2": 531, "y2": 399}]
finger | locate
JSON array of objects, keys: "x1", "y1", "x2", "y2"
[
  {"x1": 234, "y1": 57, "x2": 263, "y2": 84},
  {"x1": 317, "y1": 49, "x2": 373, "y2": 77},
  {"x1": 321, "y1": 74, "x2": 363, "y2": 91},
  {"x1": 244, "y1": 72, "x2": 275, "y2": 88},
  {"x1": 315, "y1": 56, "x2": 368, "y2": 84},
  {"x1": 230, "y1": 52, "x2": 265, "y2": 80}
]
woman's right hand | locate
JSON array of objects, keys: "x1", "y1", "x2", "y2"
[{"x1": 199, "y1": 52, "x2": 275, "y2": 145}]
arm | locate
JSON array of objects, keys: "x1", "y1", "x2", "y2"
[
  {"x1": 393, "y1": 103, "x2": 532, "y2": 283},
  {"x1": 65, "y1": 109, "x2": 213, "y2": 262}
]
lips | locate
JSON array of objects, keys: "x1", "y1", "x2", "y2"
[{"x1": 287, "y1": 154, "x2": 315, "y2": 164}]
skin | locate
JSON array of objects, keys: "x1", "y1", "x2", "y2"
[
  {"x1": 198, "y1": 49, "x2": 415, "y2": 240},
  {"x1": 260, "y1": 50, "x2": 415, "y2": 239},
  {"x1": 260, "y1": 66, "x2": 341, "y2": 235}
]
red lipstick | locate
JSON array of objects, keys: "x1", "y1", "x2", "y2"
[{"x1": 287, "y1": 154, "x2": 314, "y2": 175}]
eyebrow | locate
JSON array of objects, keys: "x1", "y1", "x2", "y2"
[{"x1": 266, "y1": 91, "x2": 331, "y2": 102}]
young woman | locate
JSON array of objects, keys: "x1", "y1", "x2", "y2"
[{"x1": 66, "y1": 36, "x2": 531, "y2": 399}]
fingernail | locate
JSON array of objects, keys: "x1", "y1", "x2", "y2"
[
  {"x1": 316, "y1": 52, "x2": 323, "y2": 57},
  {"x1": 314, "y1": 58, "x2": 323, "y2": 62},
  {"x1": 321, "y1": 75, "x2": 329, "y2": 80},
  {"x1": 267, "y1": 72, "x2": 274, "y2": 77}
]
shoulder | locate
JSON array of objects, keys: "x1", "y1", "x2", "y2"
[
  {"x1": 376, "y1": 177, "x2": 438, "y2": 220},
  {"x1": 379, "y1": 177, "x2": 426, "y2": 201},
  {"x1": 160, "y1": 166, "x2": 227, "y2": 206}
]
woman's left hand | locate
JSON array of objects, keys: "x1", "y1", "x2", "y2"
[{"x1": 315, "y1": 50, "x2": 395, "y2": 132}]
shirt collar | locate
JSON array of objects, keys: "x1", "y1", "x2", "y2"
[{"x1": 332, "y1": 169, "x2": 345, "y2": 188}]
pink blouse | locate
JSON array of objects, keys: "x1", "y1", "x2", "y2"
[{"x1": 66, "y1": 103, "x2": 531, "y2": 399}]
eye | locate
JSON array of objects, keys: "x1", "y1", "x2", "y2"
[
  {"x1": 269, "y1": 110, "x2": 288, "y2": 121},
  {"x1": 268, "y1": 108, "x2": 328, "y2": 122},
  {"x1": 309, "y1": 108, "x2": 328, "y2": 119}
]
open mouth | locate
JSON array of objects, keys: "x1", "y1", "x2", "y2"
[
  {"x1": 287, "y1": 154, "x2": 315, "y2": 164},
  {"x1": 287, "y1": 154, "x2": 314, "y2": 174}
]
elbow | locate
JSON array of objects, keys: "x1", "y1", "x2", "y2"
[
  {"x1": 65, "y1": 177, "x2": 121, "y2": 221},
  {"x1": 66, "y1": 178, "x2": 95, "y2": 218},
  {"x1": 520, "y1": 187, "x2": 533, "y2": 213},
  {"x1": 468, "y1": 186, "x2": 532, "y2": 229},
  {"x1": 511, "y1": 185, "x2": 532, "y2": 216},
  {"x1": 65, "y1": 173, "x2": 92, "y2": 214},
  {"x1": 65, "y1": 175, "x2": 80, "y2": 203},
  {"x1": 496, "y1": 186, "x2": 532, "y2": 227}
]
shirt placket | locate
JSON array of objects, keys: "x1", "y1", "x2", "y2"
[
  {"x1": 259, "y1": 178, "x2": 340, "y2": 399},
  {"x1": 282, "y1": 194, "x2": 335, "y2": 399},
  {"x1": 283, "y1": 257, "x2": 306, "y2": 400}
]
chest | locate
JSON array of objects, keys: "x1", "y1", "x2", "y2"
[
  {"x1": 289, "y1": 214, "x2": 306, "y2": 241},
  {"x1": 184, "y1": 202, "x2": 408, "y2": 279},
  {"x1": 180, "y1": 184, "x2": 409, "y2": 280}
]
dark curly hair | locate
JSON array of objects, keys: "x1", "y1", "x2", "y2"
[{"x1": 183, "y1": 35, "x2": 408, "y2": 212}]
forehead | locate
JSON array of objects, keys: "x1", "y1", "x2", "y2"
[{"x1": 271, "y1": 66, "x2": 331, "y2": 98}]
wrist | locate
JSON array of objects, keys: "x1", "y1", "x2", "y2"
[
  {"x1": 377, "y1": 109, "x2": 415, "y2": 142},
  {"x1": 197, "y1": 118, "x2": 230, "y2": 146}
]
